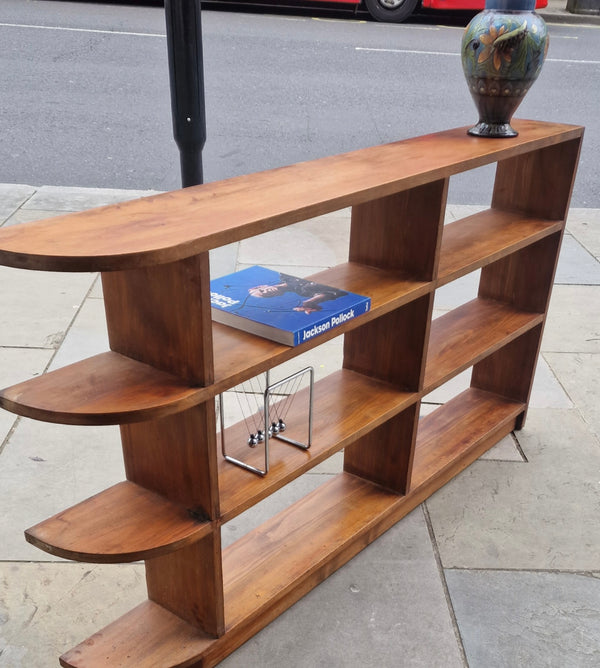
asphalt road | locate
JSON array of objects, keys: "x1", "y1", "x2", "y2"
[{"x1": 1, "y1": 0, "x2": 599, "y2": 206}]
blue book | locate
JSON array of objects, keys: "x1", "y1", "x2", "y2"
[{"x1": 211, "y1": 266, "x2": 371, "y2": 346}]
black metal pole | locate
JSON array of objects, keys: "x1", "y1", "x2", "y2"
[{"x1": 164, "y1": 0, "x2": 206, "y2": 187}]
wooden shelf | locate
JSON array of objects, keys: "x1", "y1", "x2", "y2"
[
  {"x1": 218, "y1": 369, "x2": 415, "y2": 522},
  {"x1": 437, "y1": 208, "x2": 562, "y2": 286},
  {"x1": 25, "y1": 481, "x2": 212, "y2": 563},
  {"x1": 212, "y1": 262, "x2": 430, "y2": 390},
  {"x1": 0, "y1": 264, "x2": 426, "y2": 426},
  {"x1": 0, "y1": 120, "x2": 581, "y2": 272},
  {"x1": 62, "y1": 473, "x2": 405, "y2": 668},
  {"x1": 423, "y1": 298, "x2": 544, "y2": 394},
  {"x1": 60, "y1": 600, "x2": 214, "y2": 668},
  {"x1": 58, "y1": 398, "x2": 525, "y2": 665},
  {"x1": 411, "y1": 388, "x2": 525, "y2": 490},
  {"x1": 0, "y1": 351, "x2": 204, "y2": 426},
  {"x1": 0, "y1": 121, "x2": 583, "y2": 666},
  {"x1": 222, "y1": 473, "x2": 400, "y2": 628}
]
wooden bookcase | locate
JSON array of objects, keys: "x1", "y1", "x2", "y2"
[{"x1": 0, "y1": 120, "x2": 583, "y2": 667}]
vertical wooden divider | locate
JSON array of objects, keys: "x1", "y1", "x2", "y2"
[
  {"x1": 479, "y1": 233, "x2": 562, "y2": 314},
  {"x1": 474, "y1": 234, "x2": 562, "y2": 431},
  {"x1": 343, "y1": 181, "x2": 448, "y2": 494},
  {"x1": 101, "y1": 253, "x2": 214, "y2": 383},
  {"x1": 472, "y1": 325, "x2": 542, "y2": 430},
  {"x1": 492, "y1": 138, "x2": 582, "y2": 220},
  {"x1": 102, "y1": 252, "x2": 225, "y2": 637},
  {"x1": 473, "y1": 135, "x2": 583, "y2": 430}
]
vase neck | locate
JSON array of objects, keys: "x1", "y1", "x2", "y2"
[{"x1": 485, "y1": 0, "x2": 536, "y2": 9}]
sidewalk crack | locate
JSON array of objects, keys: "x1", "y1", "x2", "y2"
[{"x1": 421, "y1": 502, "x2": 469, "y2": 667}]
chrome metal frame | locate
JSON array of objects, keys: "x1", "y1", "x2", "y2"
[{"x1": 220, "y1": 366, "x2": 314, "y2": 476}]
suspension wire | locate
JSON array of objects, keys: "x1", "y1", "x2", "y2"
[
  {"x1": 233, "y1": 387, "x2": 258, "y2": 444},
  {"x1": 272, "y1": 369, "x2": 304, "y2": 428}
]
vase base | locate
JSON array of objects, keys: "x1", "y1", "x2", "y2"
[{"x1": 467, "y1": 121, "x2": 518, "y2": 138}]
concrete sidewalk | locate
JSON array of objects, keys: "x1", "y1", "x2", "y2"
[
  {"x1": 0, "y1": 183, "x2": 599, "y2": 667},
  {"x1": 538, "y1": 0, "x2": 600, "y2": 25}
]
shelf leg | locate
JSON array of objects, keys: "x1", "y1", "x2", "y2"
[
  {"x1": 343, "y1": 295, "x2": 433, "y2": 493},
  {"x1": 492, "y1": 138, "x2": 582, "y2": 220},
  {"x1": 475, "y1": 234, "x2": 565, "y2": 429},
  {"x1": 344, "y1": 403, "x2": 420, "y2": 494},
  {"x1": 102, "y1": 253, "x2": 214, "y2": 383},
  {"x1": 478, "y1": 233, "x2": 562, "y2": 313},
  {"x1": 349, "y1": 179, "x2": 447, "y2": 280},
  {"x1": 472, "y1": 325, "x2": 542, "y2": 430},
  {"x1": 102, "y1": 252, "x2": 225, "y2": 636},
  {"x1": 146, "y1": 534, "x2": 225, "y2": 637}
]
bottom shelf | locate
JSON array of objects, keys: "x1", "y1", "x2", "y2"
[
  {"x1": 60, "y1": 600, "x2": 213, "y2": 668},
  {"x1": 411, "y1": 387, "x2": 525, "y2": 490},
  {"x1": 60, "y1": 387, "x2": 525, "y2": 667},
  {"x1": 62, "y1": 473, "x2": 402, "y2": 668}
]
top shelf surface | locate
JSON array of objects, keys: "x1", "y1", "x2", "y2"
[{"x1": 0, "y1": 120, "x2": 583, "y2": 273}]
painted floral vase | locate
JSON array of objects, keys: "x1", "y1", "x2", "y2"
[{"x1": 461, "y1": 0, "x2": 549, "y2": 137}]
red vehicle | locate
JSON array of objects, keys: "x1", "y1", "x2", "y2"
[{"x1": 328, "y1": 0, "x2": 548, "y2": 23}]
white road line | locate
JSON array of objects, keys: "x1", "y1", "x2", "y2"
[
  {"x1": 0, "y1": 22, "x2": 165, "y2": 37},
  {"x1": 546, "y1": 58, "x2": 600, "y2": 65},
  {"x1": 547, "y1": 57, "x2": 600, "y2": 63},
  {"x1": 355, "y1": 46, "x2": 600, "y2": 64},
  {"x1": 356, "y1": 47, "x2": 459, "y2": 56},
  {"x1": 2, "y1": 21, "x2": 596, "y2": 65}
]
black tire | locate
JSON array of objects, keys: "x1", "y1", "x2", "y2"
[{"x1": 364, "y1": 0, "x2": 419, "y2": 22}]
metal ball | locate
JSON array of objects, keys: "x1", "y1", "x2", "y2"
[
  {"x1": 270, "y1": 421, "x2": 280, "y2": 434},
  {"x1": 248, "y1": 434, "x2": 259, "y2": 447},
  {"x1": 278, "y1": 419, "x2": 286, "y2": 432}
]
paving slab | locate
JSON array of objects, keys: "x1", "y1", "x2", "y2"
[
  {"x1": 544, "y1": 352, "x2": 600, "y2": 438},
  {"x1": 0, "y1": 562, "x2": 145, "y2": 667},
  {"x1": 433, "y1": 272, "x2": 480, "y2": 311},
  {"x1": 221, "y1": 472, "x2": 330, "y2": 549},
  {"x1": 422, "y1": 356, "x2": 571, "y2": 411},
  {"x1": 0, "y1": 419, "x2": 124, "y2": 561},
  {"x1": 0, "y1": 347, "x2": 54, "y2": 446},
  {"x1": 1, "y1": 208, "x2": 67, "y2": 228},
  {"x1": 478, "y1": 433, "x2": 525, "y2": 461},
  {"x1": 529, "y1": 354, "x2": 574, "y2": 409},
  {"x1": 237, "y1": 212, "x2": 351, "y2": 270},
  {"x1": 87, "y1": 274, "x2": 103, "y2": 299},
  {"x1": 542, "y1": 285, "x2": 600, "y2": 354},
  {"x1": 270, "y1": 335, "x2": 344, "y2": 384},
  {"x1": 444, "y1": 205, "x2": 485, "y2": 222},
  {"x1": 0, "y1": 183, "x2": 35, "y2": 224},
  {"x1": 0, "y1": 266, "x2": 95, "y2": 349},
  {"x1": 48, "y1": 296, "x2": 109, "y2": 370},
  {"x1": 426, "y1": 408, "x2": 600, "y2": 571},
  {"x1": 210, "y1": 243, "x2": 239, "y2": 279},
  {"x1": 221, "y1": 506, "x2": 464, "y2": 668},
  {"x1": 445, "y1": 569, "x2": 600, "y2": 668},
  {"x1": 567, "y1": 208, "x2": 600, "y2": 260},
  {"x1": 554, "y1": 233, "x2": 600, "y2": 285},
  {"x1": 22, "y1": 185, "x2": 161, "y2": 212}
]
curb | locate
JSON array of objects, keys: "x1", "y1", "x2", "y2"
[{"x1": 538, "y1": 10, "x2": 600, "y2": 23}]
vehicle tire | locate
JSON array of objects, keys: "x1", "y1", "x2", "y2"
[{"x1": 364, "y1": 0, "x2": 419, "y2": 22}]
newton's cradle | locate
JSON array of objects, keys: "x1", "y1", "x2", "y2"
[{"x1": 219, "y1": 366, "x2": 314, "y2": 476}]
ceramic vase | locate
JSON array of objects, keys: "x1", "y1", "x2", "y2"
[{"x1": 461, "y1": 0, "x2": 549, "y2": 137}]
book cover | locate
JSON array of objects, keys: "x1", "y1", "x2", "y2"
[{"x1": 210, "y1": 266, "x2": 371, "y2": 346}]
